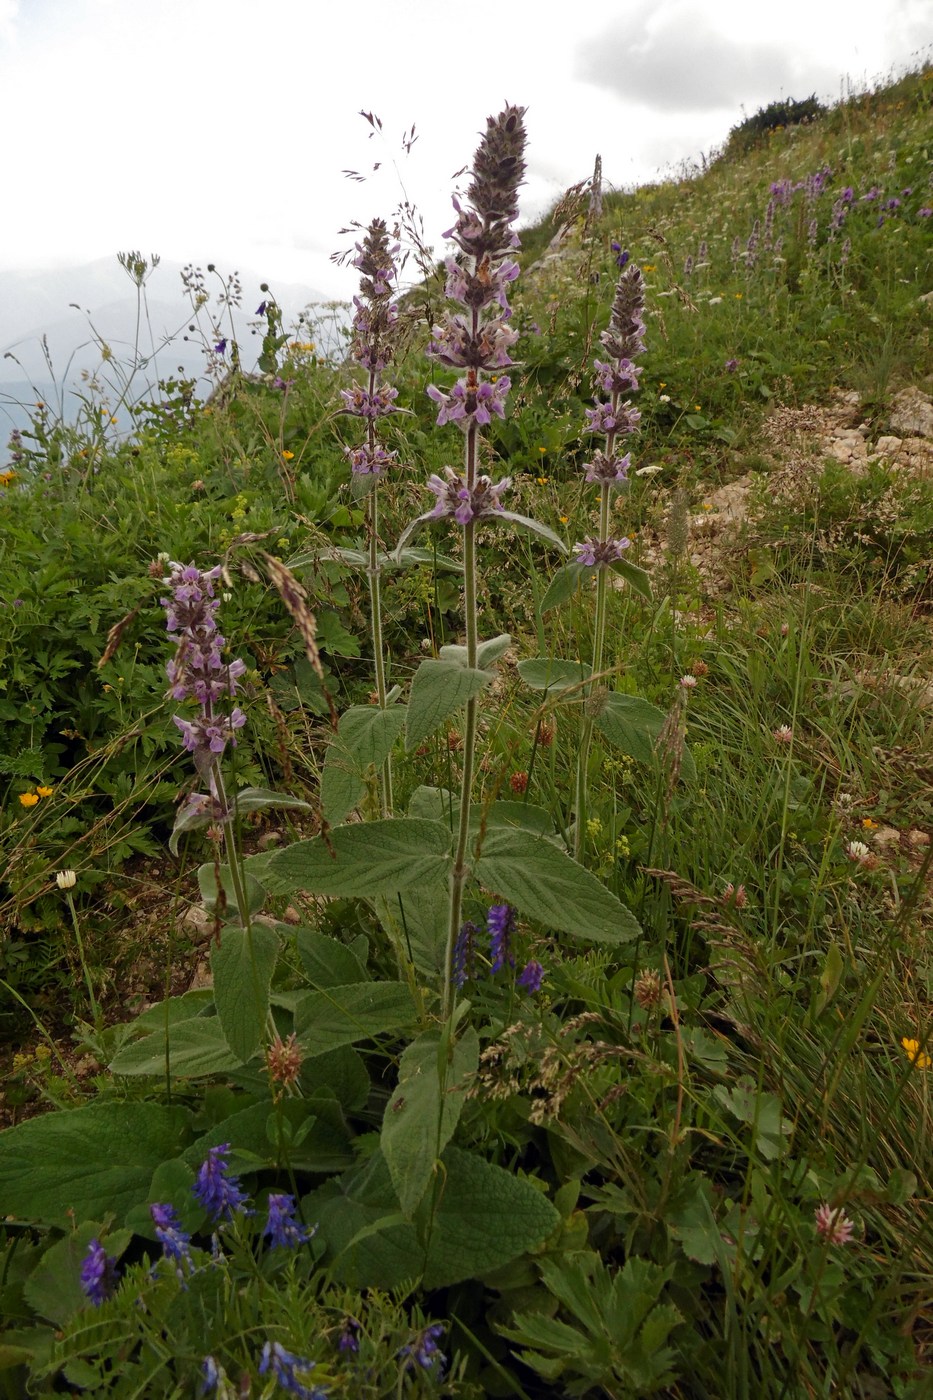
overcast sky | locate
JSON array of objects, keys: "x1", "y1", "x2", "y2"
[{"x1": 0, "y1": 0, "x2": 928, "y2": 302}]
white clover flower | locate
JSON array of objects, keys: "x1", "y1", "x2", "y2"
[{"x1": 846, "y1": 840, "x2": 871, "y2": 864}]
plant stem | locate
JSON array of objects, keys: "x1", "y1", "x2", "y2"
[
  {"x1": 443, "y1": 422, "x2": 480, "y2": 1019},
  {"x1": 573, "y1": 483, "x2": 611, "y2": 860},
  {"x1": 368, "y1": 475, "x2": 394, "y2": 816},
  {"x1": 64, "y1": 891, "x2": 102, "y2": 1029}
]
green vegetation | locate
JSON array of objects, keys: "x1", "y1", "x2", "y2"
[{"x1": 0, "y1": 64, "x2": 931, "y2": 1399}]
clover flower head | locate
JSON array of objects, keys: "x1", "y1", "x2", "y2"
[{"x1": 814, "y1": 1202, "x2": 855, "y2": 1246}]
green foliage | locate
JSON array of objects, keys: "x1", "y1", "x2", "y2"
[{"x1": 727, "y1": 94, "x2": 826, "y2": 155}]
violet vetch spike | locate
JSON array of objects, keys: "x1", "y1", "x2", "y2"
[
  {"x1": 489, "y1": 903, "x2": 516, "y2": 973},
  {"x1": 399, "y1": 1323, "x2": 446, "y2": 1374},
  {"x1": 453, "y1": 920, "x2": 480, "y2": 988},
  {"x1": 80, "y1": 1238, "x2": 120, "y2": 1306},
  {"x1": 150, "y1": 1202, "x2": 195, "y2": 1278},
  {"x1": 517, "y1": 959, "x2": 544, "y2": 994},
  {"x1": 263, "y1": 1193, "x2": 316, "y2": 1249},
  {"x1": 192, "y1": 1143, "x2": 250, "y2": 1222},
  {"x1": 258, "y1": 1341, "x2": 327, "y2": 1399}
]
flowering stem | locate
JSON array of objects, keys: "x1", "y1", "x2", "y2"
[
  {"x1": 444, "y1": 427, "x2": 480, "y2": 1019},
  {"x1": 573, "y1": 483, "x2": 611, "y2": 861},
  {"x1": 367, "y1": 472, "x2": 393, "y2": 816}
]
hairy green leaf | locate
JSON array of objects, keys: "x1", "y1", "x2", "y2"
[{"x1": 405, "y1": 660, "x2": 491, "y2": 751}]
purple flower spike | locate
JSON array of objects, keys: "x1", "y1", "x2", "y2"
[
  {"x1": 425, "y1": 466, "x2": 511, "y2": 523},
  {"x1": 517, "y1": 959, "x2": 544, "y2": 994},
  {"x1": 193, "y1": 1143, "x2": 250, "y2": 1222},
  {"x1": 399, "y1": 1323, "x2": 446, "y2": 1374},
  {"x1": 263, "y1": 1193, "x2": 316, "y2": 1249},
  {"x1": 80, "y1": 1238, "x2": 120, "y2": 1306},
  {"x1": 489, "y1": 903, "x2": 516, "y2": 972},
  {"x1": 258, "y1": 1341, "x2": 326, "y2": 1400},
  {"x1": 150, "y1": 1202, "x2": 194, "y2": 1278}
]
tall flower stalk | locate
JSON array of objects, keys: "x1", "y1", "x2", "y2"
[
  {"x1": 571, "y1": 259, "x2": 646, "y2": 859},
  {"x1": 341, "y1": 220, "x2": 402, "y2": 815},
  {"x1": 161, "y1": 562, "x2": 252, "y2": 920},
  {"x1": 401, "y1": 105, "x2": 527, "y2": 1017}
]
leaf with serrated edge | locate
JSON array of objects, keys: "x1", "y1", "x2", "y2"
[
  {"x1": 294, "y1": 982, "x2": 418, "y2": 1057},
  {"x1": 517, "y1": 657, "x2": 591, "y2": 692},
  {"x1": 405, "y1": 660, "x2": 491, "y2": 751},
  {"x1": 476, "y1": 828, "x2": 640, "y2": 942},
  {"x1": 211, "y1": 923, "x2": 279, "y2": 1062},
  {"x1": 259, "y1": 819, "x2": 451, "y2": 897},
  {"x1": 382, "y1": 1027, "x2": 479, "y2": 1217}
]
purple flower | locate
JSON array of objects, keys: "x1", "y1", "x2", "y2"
[
  {"x1": 517, "y1": 959, "x2": 544, "y2": 994},
  {"x1": 150, "y1": 1202, "x2": 194, "y2": 1277},
  {"x1": 263, "y1": 1193, "x2": 315, "y2": 1249},
  {"x1": 593, "y1": 358, "x2": 640, "y2": 396},
  {"x1": 80, "y1": 1238, "x2": 120, "y2": 1306},
  {"x1": 489, "y1": 903, "x2": 516, "y2": 972},
  {"x1": 425, "y1": 466, "x2": 510, "y2": 524},
  {"x1": 258, "y1": 1341, "x2": 326, "y2": 1399},
  {"x1": 583, "y1": 450, "x2": 630, "y2": 486},
  {"x1": 453, "y1": 920, "x2": 480, "y2": 988},
  {"x1": 573, "y1": 536, "x2": 631, "y2": 567},
  {"x1": 338, "y1": 383, "x2": 399, "y2": 418},
  {"x1": 255, "y1": 301, "x2": 268, "y2": 316},
  {"x1": 918, "y1": 207, "x2": 933, "y2": 219},
  {"x1": 724, "y1": 357, "x2": 740, "y2": 373},
  {"x1": 610, "y1": 241, "x2": 630, "y2": 269},
  {"x1": 214, "y1": 338, "x2": 227, "y2": 355},
  {"x1": 345, "y1": 443, "x2": 398, "y2": 476},
  {"x1": 200, "y1": 1357, "x2": 221, "y2": 1395},
  {"x1": 399, "y1": 1323, "x2": 446, "y2": 1374},
  {"x1": 193, "y1": 1143, "x2": 250, "y2": 1222},
  {"x1": 337, "y1": 1317, "x2": 361, "y2": 1354},
  {"x1": 427, "y1": 374, "x2": 511, "y2": 430}
]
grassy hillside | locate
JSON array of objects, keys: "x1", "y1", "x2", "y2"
[{"x1": 0, "y1": 65, "x2": 931, "y2": 1399}]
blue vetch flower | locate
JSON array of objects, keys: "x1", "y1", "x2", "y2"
[
  {"x1": 399, "y1": 1323, "x2": 446, "y2": 1374},
  {"x1": 150, "y1": 1202, "x2": 194, "y2": 1277},
  {"x1": 488, "y1": 903, "x2": 516, "y2": 973},
  {"x1": 258, "y1": 1341, "x2": 327, "y2": 1398},
  {"x1": 80, "y1": 1238, "x2": 120, "y2": 1305},
  {"x1": 517, "y1": 959, "x2": 544, "y2": 994},
  {"x1": 193, "y1": 1143, "x2": 250, "y2": 1222},
  {"x1": 263, "y1": 1193, "x2": 315, "y2": 1249}
]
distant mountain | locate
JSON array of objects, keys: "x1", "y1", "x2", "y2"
[{"x1": 0, "y1": 257, "x2": 343, "y2": 453}]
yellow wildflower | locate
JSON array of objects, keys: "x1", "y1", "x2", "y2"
[
  {"x1": 282, "y1": 450, "x2": 294, "y2": 461},
  {"x1": 861, "y1": 818, "x2": 878, "y2": 830},
  {"x1": 559, "y1": 515, "x2": 569, "y2": 524},
  {"x1": 36, "y1": 785, "x2": 54, "y2": 798},
  {"x1": 735, "y1": 293, "x2": 743, "y2": 299},
  {"x1": 19, "y1": 792, "x2": 39, "y2": 807},
  {"x1": 901, "y1": 1037, "x2": 931, "y2": 1070},
  {"x1": 538, "y1": 446, "x2": 547, "y2": 454},
  {"x1": 536, "y1": 475, "x2": 549, "y2": 485}
]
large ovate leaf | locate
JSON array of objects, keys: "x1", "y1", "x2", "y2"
[
  {"x1": 382, "y1": 1027, "x2": 479, "y2": 1217},
  {"x1": 610, "y1": 557, "x2": 653, "y2": 600},
  {"x1": 439, "y1": 633, "x2": 511, "y2": 671},
  {"x1": 476, "y1": 829, "x2": 641, "y2": 943},
  {"x1": 405, "y1": 659, "x2": 491, "y2": 751},
  {"x1": 294, "y1": 982, "x2": 419, "y2": 1057},
  {"x1": 296, "y1": 929, "x2": 369, "y2": 988},
  {"x1": 539, "y1": 560, "x2": 587, "y2": 613},
  {"x1": 517, "y1": 657, "x2": 591, "y2": 693},
  {"x1": 110, "y1": 1016, "x2": 246, "y2": 1078},
  {"x1": 211, "y1": 922, "x2": 280, "y2": 1062},
  {"x1": 233, "y1": 787, "x2": 314, "y2": 815},
  {"x1": 257, "y1": 819, "x2": 452, "y2": 898},
  {"x1": 593, "y1": 691, "x2": 696, "y2": 782},
  {"x1": 311, "y1": 1145, "x2": 559, "y2": 1289},
  {"x1": 389, "y1": 881, "x2": 449, "y2": 978},
  {"x1": 0, "y1": 1104, "x2": 189, "y2": 1227},
  {"x1": 197, "y1": 863, "x2": 265, "y2": 923},
  {"x1": 320, "y1": 705, "x2": 407, "y2": 824}
]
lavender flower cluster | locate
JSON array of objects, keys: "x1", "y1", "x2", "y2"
[
  {"x1": 422, "y1": 104, "x2": 526, "y2": 514},
  {"x1": 161, "y1": 562, "x2": 246, "y2": 804},
  {"x1": 341, "y1": 219, "x2": 402, "y2": 476}
]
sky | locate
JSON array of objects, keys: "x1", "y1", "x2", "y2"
[{"x1": 0, "y1": 0, "x2": 929, "y2": 305}]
